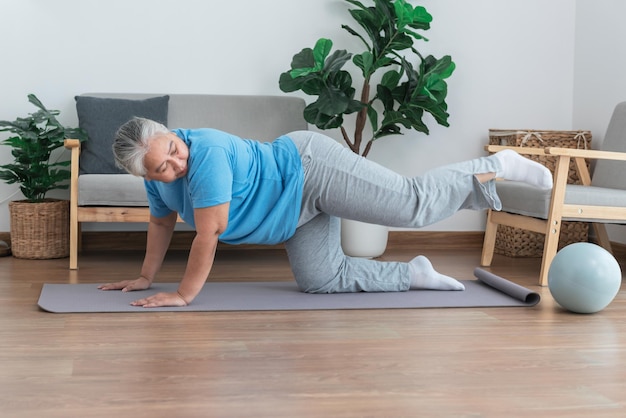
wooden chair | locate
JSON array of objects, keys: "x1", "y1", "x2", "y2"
[{"x1": 481, "y1": 102, "x2": 626, "y2": 286}]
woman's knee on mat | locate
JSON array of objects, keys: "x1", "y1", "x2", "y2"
[{"x1": 291, "y1": 263, "x2": 344, "y2": 293}]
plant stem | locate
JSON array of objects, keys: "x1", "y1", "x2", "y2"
[
  {"x1": 354, "y1": 25, "x2": 405, "y2": 156},
  {"x1": 353, "y1": 76, "x2": 371, "y2": 155},
  {"x1": 340, "y1": 126, "x2": 357, "y2": 153},
  {"x1": 362, "y1": 140, "x2": 373, "y2": 158}
]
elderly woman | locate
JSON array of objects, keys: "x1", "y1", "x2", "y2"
[{"x1": 99, "y1": 117, "x2": 552, "y2": 307}]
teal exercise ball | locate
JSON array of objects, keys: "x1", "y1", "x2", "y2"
[{"x1": 548, "y1": 243, "x2": 622, "y2": 314}]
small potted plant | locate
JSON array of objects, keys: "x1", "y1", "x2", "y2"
[
  {"x1": 279, "y1": 0, "x2": 455, "y2": 256},
  {"x1": 0, "y1": 94, "x2": 87, "y2": 259}
]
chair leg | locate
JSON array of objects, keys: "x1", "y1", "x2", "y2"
[
  {"x1": 539, "y1": 225, "x2": 562, "y2": 286},
  {"x1": 481, "y1": 210, "x2": 498, "y2": 266},
  {"x1": 539, "y1": 154, "x2": 570, "y2": 286}
]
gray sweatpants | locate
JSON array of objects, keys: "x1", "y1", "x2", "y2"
[{"x1": 284, "y1": 131, "x2": 503, "y2": 293}]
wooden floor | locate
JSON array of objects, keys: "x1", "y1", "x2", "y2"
[{"x1": 0, "y1": 246, "x2": 625, "y2": 418}]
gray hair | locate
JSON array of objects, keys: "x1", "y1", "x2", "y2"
[{"x1": 112, "y1": 117, "x2": 170, "y2": 176}]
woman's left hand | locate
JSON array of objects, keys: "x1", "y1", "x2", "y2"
[{"x1": 131, "y1": 292, "x2": 188, "y2": 308}]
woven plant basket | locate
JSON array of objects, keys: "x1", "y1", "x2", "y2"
[
  {"x1": 488, "y1": 129, "x2": 592, "y2": 257},
  {"x1": 9, "y1": 199, "x2": 69, "y2": 259}
]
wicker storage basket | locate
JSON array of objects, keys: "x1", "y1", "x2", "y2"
[
  {"x1": 9, "y1": 199, "x2": 69, "y2": 259},
  {"x1": 489, "y1": 129, "x2": 591, "y2": 184},
  {"x1": 494, "y1": 222, "x2": 589, "y2": 257},
  {"x1": 488, "y1": 129, "x2": 592, "y2": 257}
]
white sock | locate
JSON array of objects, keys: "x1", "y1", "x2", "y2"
[
  {"x1": 493, "y1": 149, "x2": 553, "y2": 189},
  {"x1": 409, "y1": 256, "x2": 465, "y2": 291}
]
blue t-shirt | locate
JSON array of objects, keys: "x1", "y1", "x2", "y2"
[{"x1": 144, "y1": 128, "x2": 304, "y2": 245}]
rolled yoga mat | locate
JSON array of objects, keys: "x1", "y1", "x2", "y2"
[{"x1": 38, "y1": 268, "x2": 540, "y2": 313}]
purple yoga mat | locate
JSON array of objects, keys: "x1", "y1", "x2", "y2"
[{"x1": 38, "y1": 268, "x2": 539, "y2": 313}]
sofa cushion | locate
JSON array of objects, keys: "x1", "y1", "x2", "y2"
[
  {"x1": 78, "y1": 174, "x2": 148, "y2": 206},
  {"x1": 75, "y1": 93, "x2": 307, "y2": 140},
  {"x1": 75, "y1": 95, "x2": 169, "y2": 174}
]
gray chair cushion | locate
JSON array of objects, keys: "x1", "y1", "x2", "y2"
[
  {"x1": 75, "y1": 95, "x2": 169, "y2": 174},
  {"x1": 497, "y1": 181, "x2": 552, "y2": 218},
  {"x1": 497, "y1": 180, "x2": 626, "y2": 223}
]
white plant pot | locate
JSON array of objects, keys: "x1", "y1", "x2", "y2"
[{"x1": 340, "y1": 219, "x2": 389, "y2": 258}]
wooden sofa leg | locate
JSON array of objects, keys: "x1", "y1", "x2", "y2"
[
  {"x1": 481, "y1": 210, "x2": 498, "y2": 267},
  {"x1": 69, "y1": 220, "x2": 78, "y2": 270}
]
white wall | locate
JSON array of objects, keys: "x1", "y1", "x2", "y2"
[{"x1": 0, "y1": 0, "x2": 578, "y2": 232}]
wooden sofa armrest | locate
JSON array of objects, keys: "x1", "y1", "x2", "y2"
[
  {"x1": 64, "y1": 139, "x2": 81, "y2": 210},
  {"x1": 64, "y1": 139, "x2": 81, "y2": 178},
  {"x1": 64, "y1": 139, "x2": 81, "y2": 149}
]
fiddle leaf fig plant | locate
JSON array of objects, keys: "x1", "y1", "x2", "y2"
[
  {"x1": 279, "y1": 0, "x2": 455, "y2": 157},
  {"x1": 0, "y1": 94, "x2": 87, "y2": 202}
]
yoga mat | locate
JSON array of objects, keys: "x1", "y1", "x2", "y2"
[{"x1": 38, "y1": 268, "x2": 540, "y2": 313}]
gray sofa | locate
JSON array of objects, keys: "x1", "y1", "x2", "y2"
[{"x1": 65, "y1": 93, "x2": 307, "y2": 269}]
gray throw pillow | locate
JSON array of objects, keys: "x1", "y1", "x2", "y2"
[{"x1": 75, "y1": 95, "x2": 169, "y2": 174}]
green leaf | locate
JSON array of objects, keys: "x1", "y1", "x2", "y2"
[
  {"x1": 416, "y1": 99, "x2": 450, "y2": 126},
  {"x1": 290, "y1": 67, "x2": 317, "y2": 78},
  {"x1": 313, "y1": 38, "x2": 333, "y2": 68},
  {"x1": 373, "y1": 123, "x2": 403, "y2": 140},
  {"x1": 387, "y1": 32, "x2": 414, "y2": 52},
  {"x1": 330, "y1": 70, "x2": 357, "y2": 95},
  {"x1": 303, "y1": 103, "x2": 344, "y2": 130},
  {"x1": 301, "y1": 77, "x2": 326, "y2": 96},
  {"x1": 353, "y1": 51, "x2": 374, "y2": 77},
  {"x1": 423, "y1": 55, "x2": 455, "y2": 80},
  {"x1": 380, "y1": 69, "x2": 401, "y2": 89},
  {"x1": 323, "y1": 49, "x2": 352, "y2": 75},
  {"x1": 381, "y1": 110, "x2": 411, "y2": 130},
  {"x1": 316, "y1": 85, "x2": 352, "y2": 116},
  {"x1": 410, "y1": 5, "x2": 433, "y2": 29},
  {"x1": 346, "y1": 99, "x2": 365, "y2": 114},
  {"x1": 400, "y1": 27, "x2": 429, "y2": 43},
  {"x1": 291, "y1": 47, "x2": 316, "y2": 69},
  {"x1": 376, "y1": 84, "x2": 395, "y2": 111},
  {"x1": 288, "y1": 48, "x2": 317, "y2": 78},
  {"x1": 279, "y1": 71, "x2": 305, "y2": 92},
  {"x1": 375, "y1": 56, "x2": 396, "y2": 69},
  {"x1": 367, "y1": 105, "x2": 379, "y2": 133}
]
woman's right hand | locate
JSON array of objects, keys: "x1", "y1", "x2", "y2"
[{"x1": 98, "y1": 276, "x2": 152, "y2": 292}]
